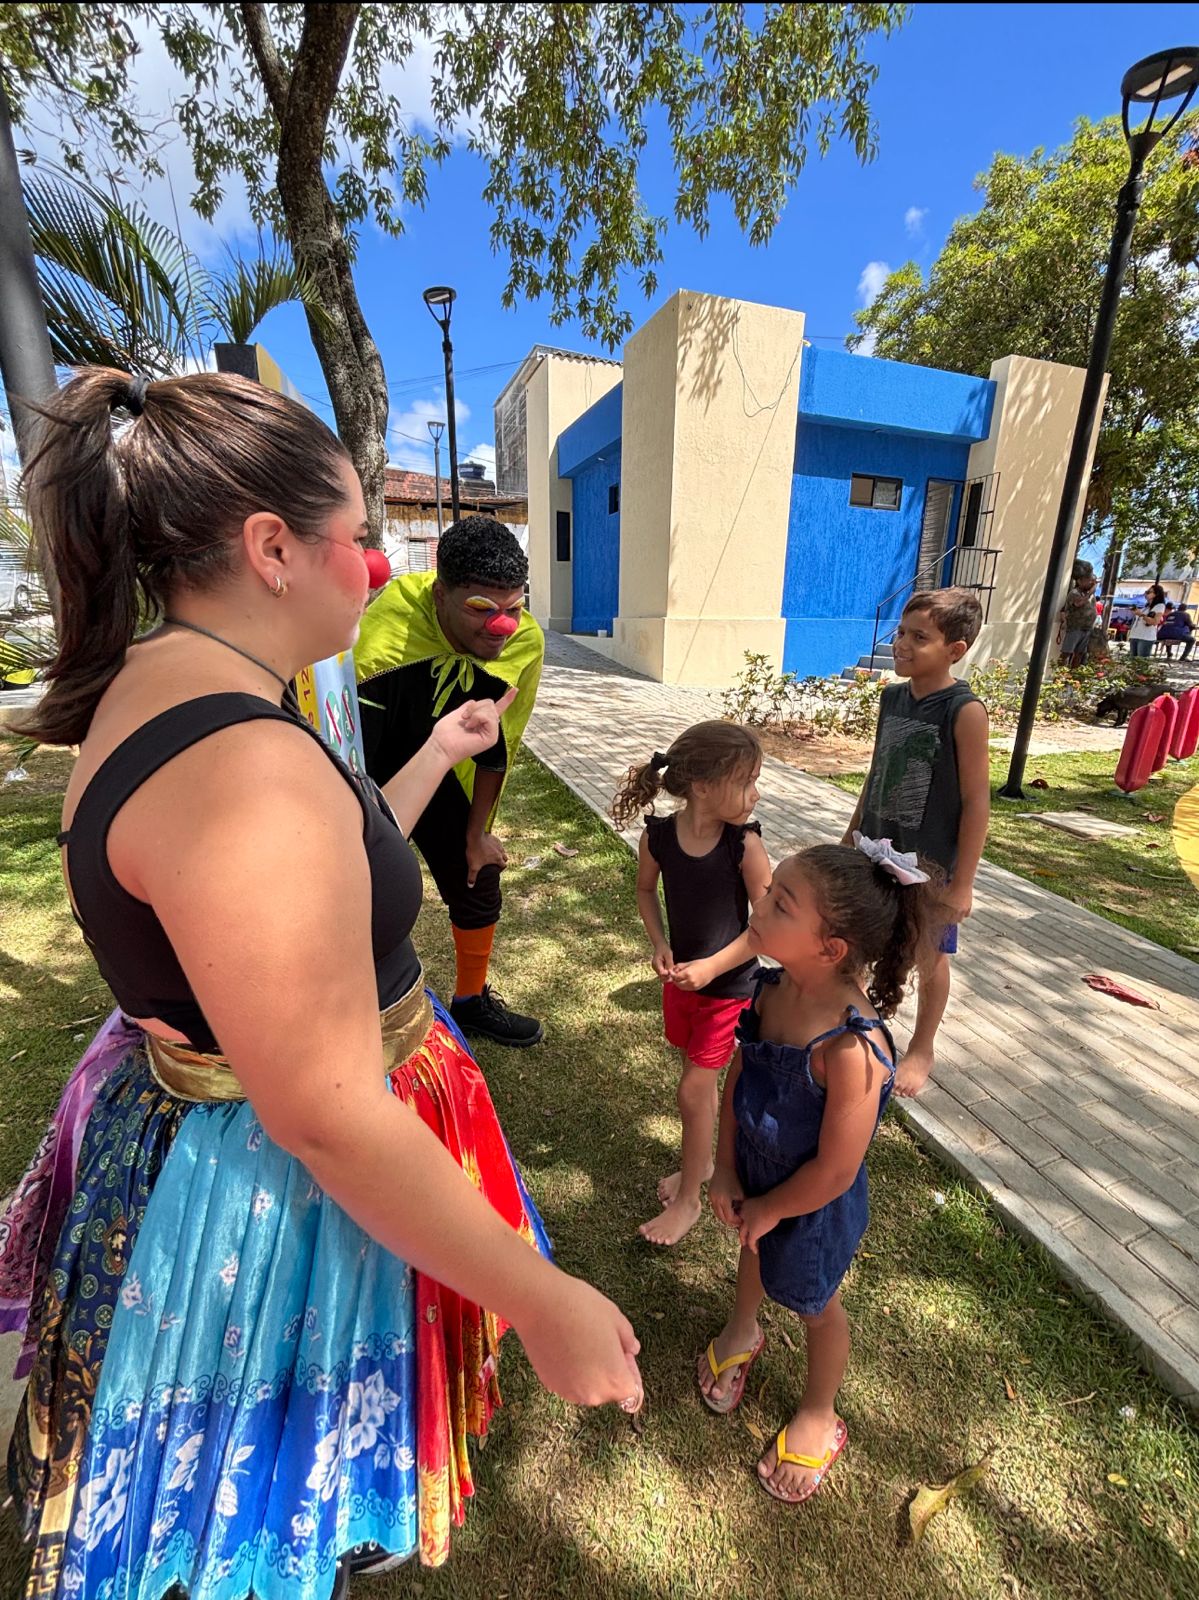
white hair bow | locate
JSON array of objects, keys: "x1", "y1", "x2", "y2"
[{"x1": 852, "y1": 831, "x2": 930, "y2": 886}]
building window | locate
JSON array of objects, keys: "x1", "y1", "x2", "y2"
[
  {"x1": 850, "y1": 473, "x2": 902, "y2": 511},
  {"x1": 556, "y1": 509, "x2": 571, "y2": 562},
  {"x1": 608, "y1": 483, "x2": 620, "y2": 515}
]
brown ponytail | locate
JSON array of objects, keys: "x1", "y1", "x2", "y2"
[
  {"x1": 611, "y1": 721, "x2": 760, "y2": 829},
  {"x1": 793, "y1": 843, "x2": 942, "y2": 1019},
  {"x1": 18, "y1": 367, "x2": 351, "y2": 747}
]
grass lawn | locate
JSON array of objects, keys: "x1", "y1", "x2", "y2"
[
  {"x1": 826, "y1": 748, "x2": 1199, "y2": 961},
  {"x1": 1, "y1": 739, "x2": 1197, "y2": 1599}
]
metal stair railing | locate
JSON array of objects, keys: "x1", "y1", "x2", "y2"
[{"x1": 868, "y1": 541, "x2": 1001, "y2": 671}]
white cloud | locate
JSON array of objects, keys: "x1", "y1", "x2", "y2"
[
  {"x1": 852, "y1": 330, "x2": 879, "y2": 359},
  {"x1": 387, "y1": 390, "x2": 496, "y2": 484},
  {"x1": 857, "y1": 260, "x2": 891, "y2": 308},
  {"x1": 904, "y1": 206, "x2": 928, "y2": 239}
]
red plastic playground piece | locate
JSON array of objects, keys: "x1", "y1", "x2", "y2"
[
  {"x1": 1114, "y1": 699, "x2": 1167, "y2": 794},
  {"x1": 1151, "y1": 693, "x2": 1178, "y2": 773},
  {"x1": 1170, "y1": 684, "x2": 1199, "y2": 762}
]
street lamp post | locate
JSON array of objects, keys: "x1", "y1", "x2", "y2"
[
  {"x1": 427, "y1": 418, "x2": 446, "y2": 537},
  {"x1": 422, "y1": 286, "x2": 460, "y2": 526},
  {"x1": 999, "y1": 46, "x2": 1199, "y2": 800}
]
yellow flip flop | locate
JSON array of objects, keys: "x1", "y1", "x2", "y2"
[
  {"x1": 759, "y1": 1417, "x2": 848, "y2": 1504},
  {"x1": 699, "y1": 1329, "x2": 765, "y2": 1415}
]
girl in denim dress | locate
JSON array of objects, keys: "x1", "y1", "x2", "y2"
[{"x1": 698, "y1": 836, "x2": 936, "y2": 1505}]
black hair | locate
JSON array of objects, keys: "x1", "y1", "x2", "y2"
[{"x1": 436, "y1": 514, "x2": 528, "y2": 591}]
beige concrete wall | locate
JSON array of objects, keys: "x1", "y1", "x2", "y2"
[
  {"x1": 966, "y1": 354, "x2": 1105, "y2": 669},
  {"x1": 524, "y1": 355, "x2": 622, "y2": 632},
  {"x1": 611, "y1": 290, "x2": 805, "y2": 685}
]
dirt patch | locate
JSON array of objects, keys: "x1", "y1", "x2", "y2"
[{"x1": 756, "y1": 724, "x2": 874, "y2": 776}]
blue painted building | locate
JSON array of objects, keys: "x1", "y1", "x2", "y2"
[
  {"x1": 784, "y1": 348, "x2": 995, "y2": 677},
  {"x1": 556, "y1": 383, "x2": 623, "y2": 635},
  {"x1": 504, "y1": 291, "x2": 1089, "y2": 686},
  {"x1": 556, "y1": 345, "x2": 996, "y2": 675}
]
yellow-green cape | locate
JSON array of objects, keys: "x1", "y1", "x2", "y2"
[{"x1": 354, "y1": 570, "x2": 544, "y2": 824}]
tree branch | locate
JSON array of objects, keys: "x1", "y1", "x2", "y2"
[
  {"x1": 238, "y1": 3, "x2": 290, "y2": 122},
  {"x1": 279, "y1": 4, "x2": 359, "y2": 171}
]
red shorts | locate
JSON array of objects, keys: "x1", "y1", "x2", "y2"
[{"x1": 663, "y1": 984, "x2": 749, "y2": 1070}]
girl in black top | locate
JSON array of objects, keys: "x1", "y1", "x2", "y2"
[
  {"x1": 0, "y1": 369, "x2": 640, "y2": 1600},
  {"x1": 613, "y1": 723, "x2": 771, "y2": 1247}
]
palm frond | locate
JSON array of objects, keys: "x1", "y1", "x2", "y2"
[
  {"x1": 24, "y1": 173, "x2": 207, "y2": 374},
  {"x1": 205, "y1": 250, "x2": 335, "y2": 345}
]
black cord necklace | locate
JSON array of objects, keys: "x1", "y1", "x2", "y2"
[{"x1": 162, "y1": 616, "x2": 294, "y2": 701}]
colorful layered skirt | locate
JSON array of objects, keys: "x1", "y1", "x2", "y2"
[{"x1": 0, "y1": 984, "x2": 550, "y2": 1599}]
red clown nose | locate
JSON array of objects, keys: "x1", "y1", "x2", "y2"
[
  {"x1": 484, "y1": 612, "x2": 520, "y2": 638},
  {"x1": 362, "y1": 549, "x2": 392, "y2": 589}
]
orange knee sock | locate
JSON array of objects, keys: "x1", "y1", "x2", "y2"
[{"x1": 452, "y1": 923, "x2": 496, "y2": 999}]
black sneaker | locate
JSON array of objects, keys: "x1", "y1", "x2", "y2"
[{"x1": 451, "y1": 985, "x2": 544, "y2": 1048}]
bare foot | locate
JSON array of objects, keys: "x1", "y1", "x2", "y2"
[
  {"x1": 639, "y1": 1194, "x2": 703, "y2": 1246},
  {"x1": 895, "y1": 1046, "x2": 935, "y2": 1098},
  {"x1": 657, "y1": 1165, "x2": 713, "y2": 1205},
  {"x1": 758, "y1": 1409, "x2": 845, "y2": 1502},
  {"x1": 696, "y1": 1320, "x2": 763, "y2": 1411}
]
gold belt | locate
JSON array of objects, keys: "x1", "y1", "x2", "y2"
[{"x1": 145, "y1": 975, "x2": 435, "y2": 1104}]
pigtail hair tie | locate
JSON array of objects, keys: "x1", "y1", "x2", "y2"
[{"x1": 650, "y1": 751, "x2": 670, "y2": 772}]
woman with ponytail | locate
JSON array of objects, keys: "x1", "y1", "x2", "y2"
[
  {"x1": 1, "y1": 369, "x2": 640, "y2": 1598},
  {"x1": 697, "y1": 837, "x2": 937, "y2": 1506}
]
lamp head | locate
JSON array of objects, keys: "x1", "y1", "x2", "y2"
[
  {"x1": 422, "y1": 285, "x2": 457, "y2": 331},
  {"x1": 427, "y1": 419, "x2": 446, "y2": 443},
  {"x1": 1121, "y1": 47, "x2": 1199, "y2": 151}
]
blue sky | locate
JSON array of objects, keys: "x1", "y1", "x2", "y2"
[{"x1": 10, "y1": 2, "x2": 1194, "y2": 486}]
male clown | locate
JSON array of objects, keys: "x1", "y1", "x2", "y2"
[{"x1": 356, "y1": 516, "x2": 544, "y2": 1046}]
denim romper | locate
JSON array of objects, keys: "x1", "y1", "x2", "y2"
[{"x1": 734, "y1": 970, "x2": 896, "y2": 1316}]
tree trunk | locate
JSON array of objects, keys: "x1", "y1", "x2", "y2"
[{"x1": 240, "y1": 3, "x2": 390, "y2": 544}]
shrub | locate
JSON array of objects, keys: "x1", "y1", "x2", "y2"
[{"x1": 718, "y1": 651, "x2": 1169, "y2": 739}]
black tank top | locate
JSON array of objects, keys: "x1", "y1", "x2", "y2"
[
  {"x1": 57, "y1": 693, "x2": 424, "y2": 1051},
  {"x1": 645, "y1": 814, "x2": 761, "y2": 999}
]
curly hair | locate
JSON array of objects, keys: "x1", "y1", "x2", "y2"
[
  {"x1": 611, "y1": 721, "x2": 760, "y2": 829},
  {"x1": 436, "y1": 514, "x2": 528, "y2": 590},
  {"x1": 792, "y1": 843, "x2": 942, "y2": 1018}
]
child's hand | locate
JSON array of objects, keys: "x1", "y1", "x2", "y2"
[
  {"x1": 671, "y1": 957, "x2": 715, "y2": 992},
  {"x1": 651, "y1": 944, "x2": 675, "y2": 981},
  {"x1": 737, "y1": 1196, "x2": 779, "y2": 1255},
  {"x1": 709, "y1": 1165, "x2": 744, "y2": 1228}
]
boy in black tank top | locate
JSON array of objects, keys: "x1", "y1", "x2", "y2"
[{"x1": 844, "y1": 588, "x2": 991, "y2": 1098}]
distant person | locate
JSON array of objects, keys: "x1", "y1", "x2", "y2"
[
  {"x1": 1061, "y1": 570, "x2": 1098, "y2": 666},
  {"x1": 1159, "y1": 602, "x2": 1195, "y2": 662},
  {"x1": 1128, "y1": 584, "x2": 1167, "y2": 658},
  {"x1": 842, "y1": 588, "x2": 990, "y2": 1097},
  {"x1": 611, "y1": 723, "x2": 770, "y2": 1247}
]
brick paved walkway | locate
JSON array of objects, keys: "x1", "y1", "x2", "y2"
[{"x1": 526, "y1": 633, "x2": 1199, "y2": 1410}]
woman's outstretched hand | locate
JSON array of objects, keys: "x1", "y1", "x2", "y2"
[
  {"x1": 430, "y1": 685, "x2": 517, "y2": 767},
  {"x1": 515, "y1": 1274, "x2": 643, "y2": 1411}
]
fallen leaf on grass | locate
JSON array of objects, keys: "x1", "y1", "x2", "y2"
[
  {"x1": 553, "y1": 842, "x2": 579, "y2": 858},
  {"x1": 743, "y1": 1417, "x2": 767, "y2": 1443},
  {"x1": 1004, "y1": 1377, "x2": 1017, "y2": 1402},
  {"x1": 1062, "y1": 1391, "x2": 1097, "y2": 1407},
  {"x1": 1029, "y1": 778, "x2": 1050, "y2": 789},
  {"x1": 523, "y1": 856, "x2": 543, "y2": 870},
  {"x1": 1144, "y1": 842, "x2": 1162, "y2": 851},
  {"x1": 909, "y1": 1453, "x2": 993, "y2": 1545},
  {"x1": 778, "y1": 1327, "x2": 797, "y2": 1352},
  {"x1": 1107, "y1": 1472, "x2": 1128, "y2": 1487},
  {"x1": 1145, "y1": 812, "x2": 1166, "y2": 823}
]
